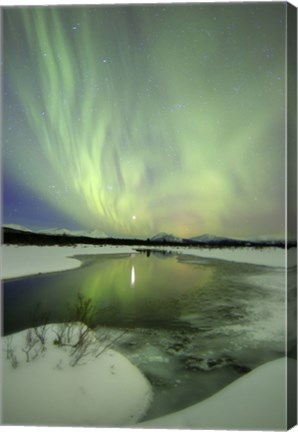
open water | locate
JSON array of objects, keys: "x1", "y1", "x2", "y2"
[{"x1": 3, "y1": 249, "x2": 293, "y2": 420}]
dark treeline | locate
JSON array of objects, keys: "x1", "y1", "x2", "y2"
[{"x1": 2, "y1": 227, "x2": 295, "y2": 249}]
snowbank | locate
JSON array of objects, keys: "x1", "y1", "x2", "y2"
[
  {"x1": 1, "y1": 324, "x2": 152, "y2": 427},
  {"x1": 1, "y1": 244, "x2": 136, "y2": 280},
  {"x1": 0, "y1": 245, "x2": 296, "y2": 431},
  {"x1": 138, "y1": 357, "x2": 292, "y2": 430},
  {"x1": 175, "y1": 246, "x2": 289, "y2": 267}
]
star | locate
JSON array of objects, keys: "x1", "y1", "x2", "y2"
[{"x1": 2, "y1": 4, "x2": 288, "y2": 239}]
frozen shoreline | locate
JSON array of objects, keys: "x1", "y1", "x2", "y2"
[
  {"x1": 1, "y1": 245, "x2": 295, "y2": 431},
  {"x1": 3, "y1": 323, "x2": 289, "y2": 431},
  {"x1": 1, "y1": 244, "x2": 291, "y2": 281},
  {"x1": 1, "y1": 244, "x2": 136, "y2": 280},
  {"x1": 137, "y1": 356, "x2": 293, "y2": 430}
]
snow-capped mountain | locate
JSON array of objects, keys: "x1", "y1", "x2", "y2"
[
  {"x1": 74, "y1": 229, "x2": 108, "y2": 239},
  {"x1": 249, "y1": 234, "x2": 285, "y2": 242},
  {"x1": 2, "y1": 224, "x2": 32, "y2": 232},
  {"x1": 37, "y1": 227, "x2": 107, "y2": 238},
  {"x1": 2, "y1": 224, "x2": 107, "y2": 239},
  {"x1": 189, "y1": 234, "x2": 231, "y2": 243},
  {"x1": 150, "y1": 232, "x2": 240, "y2": 244},
  {"x1": 37, "y1": 227, "x2": 76, "y2": 236},
  {"x1": 3, "y1": 224, "x2": 288, "y2": 245},
  {"x1": 151, "y1": 232, "x2": 183, "y2": 243}
]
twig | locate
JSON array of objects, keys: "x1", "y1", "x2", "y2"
[{"x1": 95, "y1": 329, "x2": 128, "y2": 358}]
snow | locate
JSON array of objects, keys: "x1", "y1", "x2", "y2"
[
  {"x1": 138, "y1": 357, "x2": 293, "y2": 430},
  {"x1": 1, "y1": 244, "x2": 136, "y2": 280},
  {"x1": 1, "y1": 324, "x2": 152, "y2": 427},
  {"x1": 137, "y1": 244, "x2": 290, "y2": 267},
  {"x1": 151, "y1": 232, "x2": 183, "y2": 242},
  {"x1": 178, "y1": 245, "x2": 289, "y2": 267},
  {"x1": 189, "y1": 233, "x2": 229, "y2": 242},
  {"x1": 37, "y1": 227, "x2": 79, "y2": 236},
  {"x1": 2, "y1": 224, "x2": 108, "y2": 238},
  {"x1": 37, "y1": 227, "x2": 108, "y2": 238},
  {"x1": 2, "y1": 224, "x2": 32, "y2": 232},
  {"x1": 1, "y1": 244, "x2": 295, "y2": 431}
]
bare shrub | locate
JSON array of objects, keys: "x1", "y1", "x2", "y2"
[
  {"x1": 31, "y1": 303, "x2": 51, "y2": 351},
  {"x1": 69, "y1": 325, "x2": 95, "y2": 367},
  {"x1": 67, "y1": 293, "x2": 128, "y2": 365},
  {"x1": 4, "y1": 336, "x2": 18, "y2": 369},
  {"x1": 5, "y1": 294, "x2": 128, "y2": 369},
  {"x1": 52, "y1": 321, "x2": 95, "y2": 367},
  {"x1": 53, "y1": 322, "x2": 73, "y2": 346},
  {"x1": 33, "y1": 325, "x2": 49, "y2": 351},
  {"x1": 69, "y1": 292, "x2": 95, "y2": 327},
  {"x1": 95, "y1": 329, "x2": 128, "y2": 358},
  {"x1": 22, "y1": 329, "x2": 39, "y2": 362}
]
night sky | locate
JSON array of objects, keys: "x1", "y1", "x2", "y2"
[{"x1": 2, "y1": 3, "x2": 288, "y2": 239}]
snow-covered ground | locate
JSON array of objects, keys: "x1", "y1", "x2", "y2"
[
  {"x1": 1, "y1": 244, "x2": 136, "y2": 280},
  {"x1": 1, "y1": 244, "x2": 296, "y2": 431},
  {"x1": 137, "y1": 356, "x2": 294, "y2": 430},
  {"x1": 176, "y1": 245, "x2": 290, "y2": 267},
  {"x1": 1, "y1": 244, "x2": 293, "y2": 281},
  {"x1": 1, "y1": 345, "x2": 293, "y2": 430},
  {"x1": 1, "y1": 324, "x2": 152, "y2": 427}
]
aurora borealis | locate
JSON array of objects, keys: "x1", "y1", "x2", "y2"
[{"x1": 2, "y1": 3, "x2": 290, "y2": 239}]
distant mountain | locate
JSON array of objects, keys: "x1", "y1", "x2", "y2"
[
  {"x1": 2, "y1": 225, "x2": 292, "y2": 248},
  {"x1": 189, "y1": 234, "x2": 233, "y2": 243},
  {"x1": 75, "y1": 229, "x2": 108, "y2": 239},
  {"x1": 187, "y1": 233, "x2": 257, "y2": 246},
  {"x1": 151, "y1": 232, "x2": 253, "y2": 245},
  {"x1": 249, "y1": 235, "x2": 285, "y2": 243},
  {"x1": 151, "y1": 232, "x2": 183, "y2": 243},
  {"x1": 2, "y1": 224, "x2": 291, "y2": 247},
  {"x1": 2, "y1": 224, "x2": 32, "y2": 232},
  {"x1": 37, "y1": 227, "x2": 76, "y2": 236},
  {"x1": 2, "y1": 225, "x2": 107, "y2": 239},
  {"x1": 150, "y1": 232, "x2": 250, "y2": 245},
  {"x1": 37, "y1": 227, "x2": 107, "y2": 238}
]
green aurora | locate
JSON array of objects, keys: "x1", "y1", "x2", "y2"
[{"x1": 2, "y1": 4, "x2": 290, "y2": 238}]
